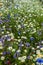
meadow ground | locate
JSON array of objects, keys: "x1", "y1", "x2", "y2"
[{"x1": 0, "y1": 0, "x2": 43, "y2": 65}]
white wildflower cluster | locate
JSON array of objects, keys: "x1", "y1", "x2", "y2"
[{"x1": 18, "y1": 56, "x2": 26, "y2": 62}]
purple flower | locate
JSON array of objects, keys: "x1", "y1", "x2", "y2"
[
  {"x1": 25, "y1": 42, "x2": 30, "y2": 47},
  {"x1": 18, "y1": 31, "x2": 21, "y2": 35},
  {"x1": 36, "y1": 58, "x2": 43, "y2": 63},
  {"x1": 13, "y1": 53, "x2": 17, "y2": 59},
  {"x1": 0, "y1": 38, "x2": 2, "y2": 42},
  {"x1": 4, "y1": 19, "x2": 10, "y2": 22},
  {"x1": 3, "y1": 51, "x2": 7, "y2": 55},
  {"x1": 27, "y1": 56, "x2": 30, "y2": 59},
  {"x1": 13, "y1": 51, "x2": 20, "y2": 58},
  {"x1": 16, "y1": 51, "x2": 20, "y2": 57},
  {"x1": 7, "y1": 51, "x2": 11, "y2": 54},
  {"x1": 30, "y1": 37, "x2": 35, "y2": 41},
  {"x1": 0, "y1": 20, "x2": 3, "y2": 24},
  {"x1": 0, "y1": 38, "x2": 4, "y2": 43},
  {"x1": 18, "y1": 41, "x2": 23, "y2": 47},
  {"x1": 39, "y1": 45, "x2": 43, "y2": 48},
  {"x1": 1, "y1": 37, "x2": 5, "y2": 42},
  {"x1": 5, "y1": 36, "x2": 11, "y2": 40}
]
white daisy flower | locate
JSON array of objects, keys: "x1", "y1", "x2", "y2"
[
  {"x1": 0, "y1": 46, "x2": 3, "y2": 49},
  {"x1": 24, "y1": 49, "x2": 27, "y2": 53},
  {"x1": 8, "y1": 46, "x2": 12, "y2": 50},
  {"x1": 36, "y1": 50, "x2": 40, "y2": 54},
  {"x1": 18, "y1": 56, "x2": 26, "y2": 62},
  {"x1": 1, "y1": 56, "x2": 5, "y2": 60},
  {"x1": 12, "y1": 49, "x2": 15, "y2": 52}
]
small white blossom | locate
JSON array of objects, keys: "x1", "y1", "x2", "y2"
[
  {"x1": 40, "y1": 47, "x2": 43, "y2": 51},
  {"x1": 8, "y1": 46, "x2": 12, "y2": 50},
  {"x1": 21, "y1": 36, "x2": 27, "y2": 39},
  {"x1": 18, "y1": 57, "x2": 21, "y2": 60},
  {"x1": 15, "y1": 64, "x2": 17, "y2": 65},
  {"x1": 18, "y1": 56, "x2": 26, "y2": 62},
  {"x1": 0, "y1": 41, "x2": 2, "y2": 46},
  {"x1": 37, "y1": 46, "x2": 40, "y2": 48},
  {"x1": 5, "y1": 35, "x2": 8, "y2": 37},
  {"x1": 32, "y1": 47, "x2": 35, "y2": 50},
  {"x1": 0, "y1": 52, "x2": 3, "y2": 55},
  {"x1": 33, "y1": 54, "x2": 36, "y2": 57},
  {"x1": 12, "y1": 49, "x2": 15, "y2": 52},
  {"x1": 20, "y1": 56, "x2": 26, "y2": 62},
  {"x1": 17, "y1": 49, "x2": 21, "y2": 52},
  {"x1": 36, "y1": 50, "x2": 40, "y2": 54},
  {"x1": 24, "y1": 49, "x2": 27, "y2": 53},
  {"x1": 2, "y1": 32, "x2": 4, "y2": 34},
  {"x1": 41, "y1": 41, "x2": 43, "y2": 44},
  {"x1": 24, "y1": 24, "x2": 27, "y2": 26},
  {"x1": 1, "y1": 56, "x2": 5, "y2": 60},
  {"x1": 18, "y1": 39, "x2": 21, "y2": 42},
  {"x1": 3, "y1": 26, "x2": 5, "y2": 28},
  {"x1": 7, "y1": 38, "x2": 11, "y2": 41},
  {"x1": 18, "y1": 25, "x2": 21, "y2": 28},
  {"x1": 0, "y1": 46, "x2": 3, "y2": 49},
  {"x1": 23, "y1": 31, "x2": 26, "y2": 34},
  {"x1": 7, "y1": 31, "x2": 9, "y2": 34}
]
